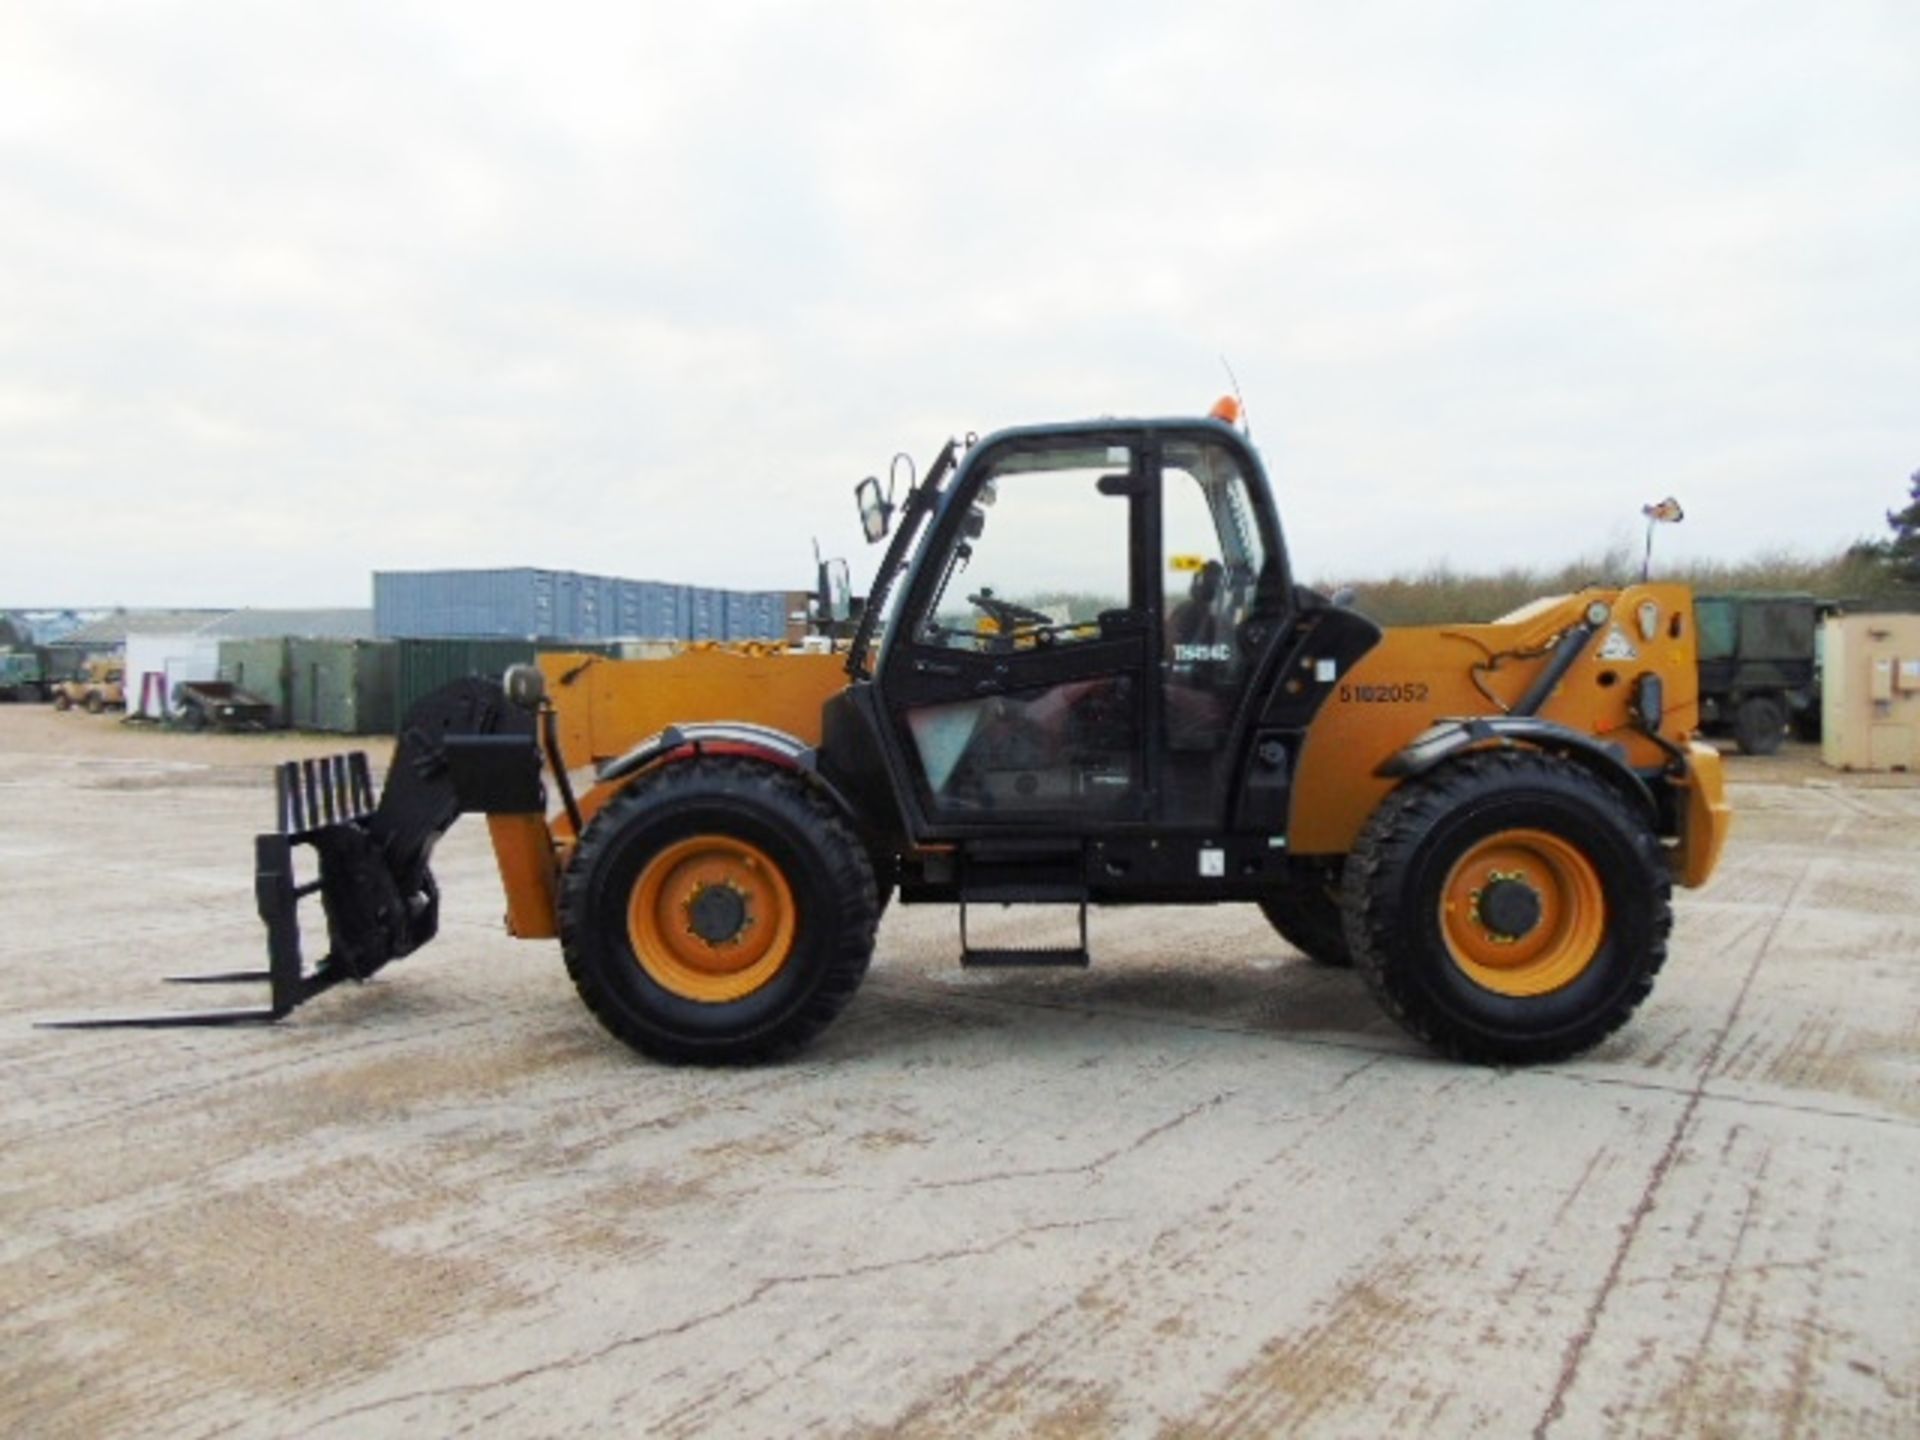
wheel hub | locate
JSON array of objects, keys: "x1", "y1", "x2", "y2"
[
  {"x1": 1439, "y1": 828, "x2": 1608, "y2": 998},
  {"x1": 626, "y1": 835, "x2": 797, "y2": 1003},
  {"x1": 686, "y1": 882, "x2": 751, "y2": 946},
  {"x1": 1475, "y1": 874, "x2": 1543, "y2": 941}
]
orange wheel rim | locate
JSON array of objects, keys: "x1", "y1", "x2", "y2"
[
  {"x1": 1439, "y1": 827, "x2": 1605, "y2": 997},
  {"x1": 627, "y1": 835, "x2": 797, "y2": 1003}
]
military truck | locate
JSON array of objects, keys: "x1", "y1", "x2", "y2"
[
  {"x1": 0, "y1": 649, "x2": 48, "y2": 703},
  {"x1": 1693, "y1": 592, "x2": 1827, "y2": 754}
]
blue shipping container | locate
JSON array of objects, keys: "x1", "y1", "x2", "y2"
[
  {"x1": 377, "y1": 569, "x2": 551, "y2": 639},
  {"x1": 721, "y1": 590, "x2": 788, "y2": 642},
  {"x1": 376, "y1": 571, "x2": 798, "y2": 643},
  {"x1": 614, "y1": 581, "x2": 684, "y2": 640},
  {"x1": 687, "y1": 588, "x2": 723, "y2": 641},
  {"x1": 381, "y1": 569, "x2": 710, "y2": 641}
]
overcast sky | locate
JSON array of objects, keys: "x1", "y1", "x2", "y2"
[{"x1": 3, "y1": 1, "x2": 1916, "y2": 608}]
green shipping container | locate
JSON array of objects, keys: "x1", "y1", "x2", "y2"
[
  {"x1": 391, "y1": 639, "x2": 626, "y2": 725},
  {"x1": 218, "y1": 639, "x2": 291, "y2": 727},
  {"x1": 394, "y1": 639, "x2": 538, "y2": 725},
  {"x1": 288, "y1": 639, "x2": 399, "y2": 735}
]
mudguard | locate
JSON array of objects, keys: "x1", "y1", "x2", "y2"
[
  {"x1": 1379, "y1": 715, "x2": 1657, "y2": 819},
  {"x1": 596, "y1": 720, "x2": 820, "y2": 784}
]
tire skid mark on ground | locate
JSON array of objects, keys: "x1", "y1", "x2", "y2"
[
  {"x1": 869, "y1": 1062, "x2": 1401, "y2": 1436},
  {"x1": 1531, "y1": 849, "x2": 1818, "y2": 1440}
]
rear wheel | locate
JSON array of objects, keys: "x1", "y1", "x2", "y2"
[
  {"x1": 84, "y1": 691, "x2": 104, "y2": 714},
  {"x1": 1343, "y1": 750, "x2": 1670, "y2": 1065},
  {"x1": 559, "y1": 757, "x2": 878, "y2": 1064},
  {"x1": 1734, "y1": 695, "x2": 1785, "y2": 755},
  {"x1": 1257, "y1": 864, "x2": 1351, "y2": 966},
  {"x1": 53, "y1": 691, "x2": 72, "y2": 711}
]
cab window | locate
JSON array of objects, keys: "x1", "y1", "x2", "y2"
[
  {"x1": 1159, "y1": 438, "x2": 1281, "y2": 820},
  {"x1": 917, "y1": 445, "x2": 1133, "y2": 653}
]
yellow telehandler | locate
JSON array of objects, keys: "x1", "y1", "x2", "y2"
[{"x1": 54, "y1": 402, "x2": 1729, "y2": 1064}]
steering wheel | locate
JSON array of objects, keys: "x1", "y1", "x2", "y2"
[{"x1": 967, "y1": 589, "x2": 1055, "y2": 632}]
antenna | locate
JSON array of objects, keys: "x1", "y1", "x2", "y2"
[{"x1": 1220, "y1": 355, "x2": 1249, "y2": 436}]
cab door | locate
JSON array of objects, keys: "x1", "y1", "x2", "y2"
[
  {"x1": 1152, "y1": 434, "x2": 1293, "y2": 829},
  {"x1": 878, "y1": 433, "x2": 1150, "y2": 830}
]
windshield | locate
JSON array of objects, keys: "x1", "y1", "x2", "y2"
[{"x1": 918, "y1": 443, "x2": 1133, "y2": 653}]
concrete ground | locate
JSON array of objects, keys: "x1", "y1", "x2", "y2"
[{"x1": 1, "y1": 706, "x2": 1915, "y2": 1438}]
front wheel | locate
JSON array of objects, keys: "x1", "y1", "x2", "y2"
[
  {"x1": 559, "y1": 757, "x2": 879, "y2": 1064},
  {"x1": 1343, "y1": 750, "x2": 1670, "y2": 1065},
  {"x1": 1734, "y1": 695, "x2": 1785, "y2": 755}
]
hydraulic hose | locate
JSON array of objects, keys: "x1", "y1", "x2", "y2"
[{"x1": 1511, "y1": 606, "x2": 1608, "y2": 717}]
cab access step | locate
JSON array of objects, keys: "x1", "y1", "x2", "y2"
[{"x1": 959, "y1": 883, "x2": 1091, "y2": 968}]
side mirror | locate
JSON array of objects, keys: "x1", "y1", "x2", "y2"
[
  {"x1": 855, "y1": 476, "x2": 892, "y2": 544},
  {"x1": 817, "y1": 558, "x2": 851, "y2": 624}
]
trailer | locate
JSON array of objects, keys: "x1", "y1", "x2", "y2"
[{"x1": 170, "y1": 680, "x2": 275, "y2": 732}]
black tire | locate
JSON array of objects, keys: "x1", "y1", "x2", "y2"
[
  {"x1": 1734, "y1": 695, "x2": 1785, "y2": 756},
  {"x1": 1257, "y1": 863, "x2": 1352, "y2": 966},
  {"x1": 559, "y1": 757, "x2": 878, "y2": 1064},
  {"x1": 84, "y1": 691, "x2": 103, "y2": 714},
  {"x1": 1343, "y1": 750, "x2": 1670, "y2": 1065},
  {"x1": 53, "y1": 691, "x2": 72, "y2": 711}
]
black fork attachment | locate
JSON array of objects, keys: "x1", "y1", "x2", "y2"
[{"x1": 40, "y1": 678, "x2": 541, "y2": 1029}]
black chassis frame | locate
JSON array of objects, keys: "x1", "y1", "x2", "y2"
[{"x1": 817, "y1": 416, "x2": 1391, "y2": 906}]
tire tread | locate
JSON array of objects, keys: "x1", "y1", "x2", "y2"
[
  {"x1": 558, "y1": 758, "x2": 877, "y2": 1065},
  {"x1": 1342, "y1": 749, "x2": 1672, "y2": 1065}
]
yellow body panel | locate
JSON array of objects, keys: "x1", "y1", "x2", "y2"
[
  {"x1": 491, "y1": 586, "x2": 1730, "y2": 933},
  {"x1": 492, "y1": 647, "x2": 852, "y2": 903},
  {"x1": 486, "y1": 814, "x2": 560, "y2": 938},
  {"x1": 1673, "y1": 741, "x2": 1731, "y2": 888},
  {"x1": 1289, "y1": 584, "x2": 1707, "y2": 862},
  {"x1": 539, "y1": 647, "x2": 849, "y2": 770}
]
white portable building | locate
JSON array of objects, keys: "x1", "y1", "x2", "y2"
[{"x1": 123, "y1": 632, "x2": 224, "y2": 719}]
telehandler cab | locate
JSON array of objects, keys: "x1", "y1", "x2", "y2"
[{"x1": 53, "y1": 400, "x2": 1730, "y2": 1064}]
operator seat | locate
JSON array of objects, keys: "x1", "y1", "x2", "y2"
[{"x1": 1168, "y1": 561, "x2": 1224, "y2": 652}]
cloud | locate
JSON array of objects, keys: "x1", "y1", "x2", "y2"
[{"x1": 2, "y1": 1, "x2": 1915, "y2": 605}]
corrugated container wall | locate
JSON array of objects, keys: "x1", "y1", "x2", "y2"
[
  {"x1": 377, "y1": 569, "x2": 548, "y2": 639},
  {"x1": 218, "y1": 639, "x2": 291, "y2": 727},
  {"x1": 723, "y1": 591, "x2": 752, "y2": 642},
  {"x1": 394, "y1": 639, "x2": 539, "y2": 722},
  {"x1": 722, "y1": 591, "x2": 787, "y2": 642},
  {"x1": 615, "y1": 581, "x2": 685, "y2": 641},
  {"x1": 287, "y1": 640, "x2": 399, "y2": 735},
  {"x1": 378, "y1": 570, "x2": 791, "y2": 644},
  {"x1": 687, "y1": 588, "x2": 724, "y2": 642},
  {"x1": 392, "y1": 638, "x2": 632, "y2": 720}
]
